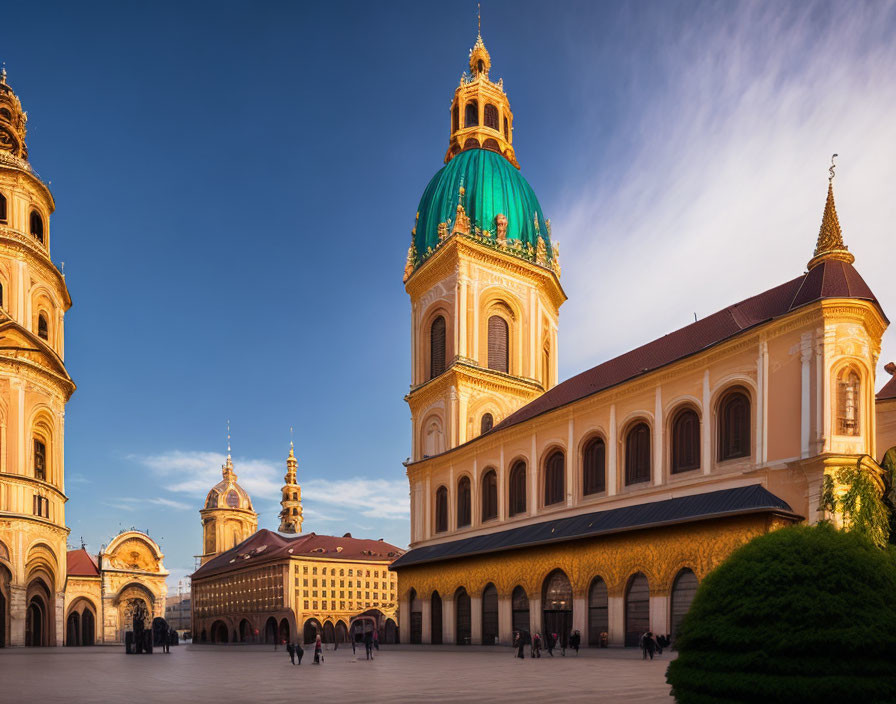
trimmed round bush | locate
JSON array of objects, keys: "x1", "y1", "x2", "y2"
[{"x1": 666, "y1": 523, "x2": 896, "y2": 704}]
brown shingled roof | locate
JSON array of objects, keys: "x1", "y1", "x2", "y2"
[
  {"x1": 191, "y1": 529, "x2": 404, "y2": 580},
  {"x1": 491, "y1": 259, "x2": 883, "y2": 433},
  {"x1": 67, "y1": 548, "x2": 100, "y2": 577},
  {"x1": 878, "y1": 374, "x2": 896, "y2": 401}
]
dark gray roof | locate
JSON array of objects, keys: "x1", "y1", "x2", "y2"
[{"x1": 390, "y1": 484, "x2": 798, "y2": 570}]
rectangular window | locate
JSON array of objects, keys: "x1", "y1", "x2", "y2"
[
  {"x1": 303, "y1": 566, "x2": 308, "y2": 574},
  {"x1": 304, "y1": 600, "x2": 309, "y2": 609},
  {"x1": 322, "y1": 601, "x2": 327, "y2": 610}
]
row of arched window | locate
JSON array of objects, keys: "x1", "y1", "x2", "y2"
[
  {"x1": 0, "y1": 193, "x2": 45, "y2": 244},
  {"x1": 452, "y1": 101, "x2": 509, "y2": 140},
  {"x1": 433, "y1": 388, "x2": 753, "y2": 532},
  {"x1": 429, "y1": 314, "x2": 509, "y2": 380},
  {"x1": 407, "y1": 567, "x2": 699, "y2": 646},
  {"x1": 0, "y1": 280, "x2": 51, "y2": 341}
]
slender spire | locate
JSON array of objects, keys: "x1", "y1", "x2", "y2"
[
  {"x1": 279, "y1": 431, "x2": 303, "y2": 534},
  {"x1": 222, "y1": 419, "x2": 236, "y2": 480},
  {"x1": 808, "y1": 154, "x2": 854, "y2": 270}
]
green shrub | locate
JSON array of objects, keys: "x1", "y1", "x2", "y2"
[{"x1": 666, "y1": 523, "x2": 896, "y2": 704}]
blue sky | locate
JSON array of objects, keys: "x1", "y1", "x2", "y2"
[{"x1": 2, "y1": 1, "x2": 895, "y2": 589}]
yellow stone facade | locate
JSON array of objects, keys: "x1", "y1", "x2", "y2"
[
  {"x1": 0, "y1": 67, "x2": 75, "y2": 647},
  {"x1": 198, "y1": 454, "x2": 258, "y2": 566},
  {"x1": 63, "y1": 531, "x2": 168, "y2": 645}
]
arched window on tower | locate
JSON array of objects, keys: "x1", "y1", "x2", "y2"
[
  {"x1": 0, "y1": 192, "x2": 7, "y2": 223},
  {"x1": 484, "y1": 104, "x2": 499, "y2": 130},
  {"x1": 625, "y1": 422, "x2": 651, "y2": 485},
  {"x1": 30, "y1": 211, "x2": 44, "y2": 244},
  {"x1": 37, "y1": 314, "x2": 48, "y2": 341},
  {"x1": 34, "y1": 439, "x2": 46, "y2": 481},
  {"x1": 430, "y1": 316, "x2": 446, "y2": 379},
  {"x1": 503, "y1": 117, "x2": 509, "y2": 140},
  {"x1": 0, "y1": 282, "x2": 4, "y2": 309},
  {"x1": 671, "y1": 408, "x2": 700, "y2": 473},
  {"x1": 457, "y1": 476, "x2": 471, "y2": 528},
  {"x1": 487, "y1": 316, "x2": 509, "y2": 373},
  {"x1": 452, "y1": 103, "x2": 459, "y2": 132},
  {"x1": 718, "y1": 389, "x2": 751, "y2": 460},
  {"x1": 465, "y1": 101, "x2": 479, "y2": 128},
  {"x1": 837, "y1": 369, "x2": 861, "y2": 436},
  {"x1": 543, "y1": 450, "x2": 565, "y2": 506},
  {"x1": 481, "y1": 469, "x2": 497, "y2": 521},
  {"x1": 582, "y1": 437, "x2": 606, "y2": 495},
  {"x1": 508, "y1": 460, "x2": 527, "y2": 516},
  {"x1": 435, "y1": 486, "x2": 448, "y2": 533},
  {"x1": 480, "y1": 413, "x2": 493, "y2": 435}
]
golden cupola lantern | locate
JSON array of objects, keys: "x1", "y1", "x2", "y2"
[
  {"x1": 445, "y1": 31, "x2": 519, "y2": 169},
  {"x1": 0, "y1": 68, "x2": 29, "y2": 162},
  {"x1": 808, "y1": 155, "x2": 855, "y2": 270}
]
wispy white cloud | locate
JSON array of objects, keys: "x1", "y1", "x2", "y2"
[
  {"x1": 302, "y1": 478, "x2": 409, "y2": 520},
  {"x1": 554, "y1": 2, "x2": 896, "y2": 388},
  {"x1": 103, "y1": 496, "x2": 193, "y2": 511},
  {"x1": 68, "y1": 472, "x2": 91, "y2": 485}
]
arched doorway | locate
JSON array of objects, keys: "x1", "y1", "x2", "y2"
[
  {"x1": 26, "y1": 596, "x2": 46, "y2": 646},
  {"x1": 279, "y1": 618, "x2": 290, "y2": 644},
  {"x1": 431, "y1": 591, "x2": 443, "y2": 644},
  {"x1": 588, "y1": 577, "x2": 608, "y2": 646},
  {"x1": 323, "y1": 621, "x2": 335, "y2": 643},
  {"x1": 210, "y1": 620, "x2": 229, "y2": 643},
  {"x1": 335, "y1": 620, "x2": 348, "y2": 644},
  {"x1": 303, "y1": 618, "x2": 321, "y2": 644},
  {"x1": 455, "y1": 587, "x2": 471, "y2": 645},
  {"x1": 481, "y1": 584, "x2": 498, "y2": 645},
  {"x1": 511, "y1": 586, "x2": 529, "y2": 636},
  {"x1": 384, "y1": 618, "x2": 397, "y2": 644},
  {"x1": 625, "y1": 573, "x2": 650, "y2": 647},
  {"x1": 81, "y1": 608, "x2": 95, "y2": 646},
  {"x1": 542, "y1": 570, "x2": 573, "y2": 649},
  {"x1": 264, "y1": 616, "x2": 277, "y2": 644},
  {"x1": 66, "y1": 611, "x2": 81, "y2": 646},
  {"x1": 670, "y1": 568, "x2": 699, "y2": 640},
  {"x1": 239, "y1": 619, "x2": 251, "y2": 642},
  {"x1": 409, "y1": 589, "x2": 422, "y2": 644}
]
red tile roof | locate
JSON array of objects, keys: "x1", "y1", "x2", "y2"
[
  {"x1": 67, "y1": 548, "x2": 100, "y2": 577},
  {"x1": 490, "y1": 259, "x2": 883, "y2": 434},
  {"x1": 878, "y1": 375, "x2": 896, "y2": 401},
  {"x1": 191, "y1": 529, "x2": 404, "y2": 580}
]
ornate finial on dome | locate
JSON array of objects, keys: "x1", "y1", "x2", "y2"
[
  {"x1": 279, "y1": 432, "x2": 303, "y2": 534},
  {"x1": 222, "y1": 419, "x2": 236, "y2": 480},
  {"x1": 0, "y1": 64, "x2": 30, "y2": 162},
  {"x1": 808, "y1": 154, "x2": 854, "y2": 270}
]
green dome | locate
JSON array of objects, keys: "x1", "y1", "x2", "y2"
[{"x1": 412, "y1": 149, "x2": 553, "y2": 269}]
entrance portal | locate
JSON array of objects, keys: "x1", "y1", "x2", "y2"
[{"x1": 542, "y1": 570, "x2": 572, "y2": 648}]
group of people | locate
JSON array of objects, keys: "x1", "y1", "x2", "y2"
[
  {"x1": 639, "y1": 631, "x2": 671, "y2": 660},
  {"x1": 285, "y1": 628, "x2": 382, "y2": 665},
  {"x1": 285, "y1": 635, "x2": 324, "y2": 665},
  {"x1": 513, "y1": 630, "x2": 582, "y2": 658}
]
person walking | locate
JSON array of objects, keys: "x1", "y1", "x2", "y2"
[
  {"x1": 514, "y1": 631, "x2": 525, "y2": 659},
  {"x1": 532, "y1": 632, "x2": 542, "y2": 658},
  {"x1": 569, "y1": 630, "x2": 580, "y2": 655},
  {"x1": 642, "y1": 631, "x2": 656, "y2": 660},
  {"x1": 313, "y1": 634, "x2": 323, "y2": 664},
  {"x1": 287, "y1": 642, "x2": 295, "y2": 665},
  {"x1": 364, "y1": 629, "x2": 374, "y2": 660},
  {"x1": 295, "y1": 641, "x2": 304, "y2": 665},
  {"x1": 546, "y1": 632, "x2": 555, "y2": 657}
]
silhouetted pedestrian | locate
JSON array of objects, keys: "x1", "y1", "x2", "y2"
[
  {"x1": 569, "y1": 630, "x2": 580, "y2": 655},
  {"x1": 314, "y1": 635, "x2": 323, "y2": 664},
  {"x1": 364, "y1": 630, "x2": 374, "y2": 660},
  {"x1": 295, "y1": 641, "x2": 304, "y2": 665},
  {"x1": 287, "y1": 642, "x2": 295, "y2": 664}
]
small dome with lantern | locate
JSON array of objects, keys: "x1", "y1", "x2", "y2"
[{"x1": 203, "y1": 455, "x2": 254, "y2": 512}]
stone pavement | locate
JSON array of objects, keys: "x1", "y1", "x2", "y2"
[{"x1": 0, "y1": 643, "x2": 675, "y2": 703}]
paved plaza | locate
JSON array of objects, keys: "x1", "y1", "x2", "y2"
[{"x1": 0, "y1": 644, "x2": 675, "y2": 703}]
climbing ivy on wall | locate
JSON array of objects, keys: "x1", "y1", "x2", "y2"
[{"x1": 821, "y1": 456, "x2": 891, "y2": 549}]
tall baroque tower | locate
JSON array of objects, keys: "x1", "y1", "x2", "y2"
[
  {"x1": 403, "y1": 35, "x2": 566, "y2": 460},
  {"x1": 0, "y1": 69, "x2": 75, "y2": 647},
  {"x1": 278, "y1": 442, "x2": 303, "y2": 533},
  {"x1": 198, "y1": 451, "x2": 258, "y2": 566}
]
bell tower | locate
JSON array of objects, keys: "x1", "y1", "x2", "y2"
[
  {"x1": 0, "y1": 67, "x2": 75, "y2": 646},
  {"x1": 278, "y1": 441, "x2": 303, "y2": 534},
  {"x1": 403, "y1": 34, "x2": 566, "y2": 462}
]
